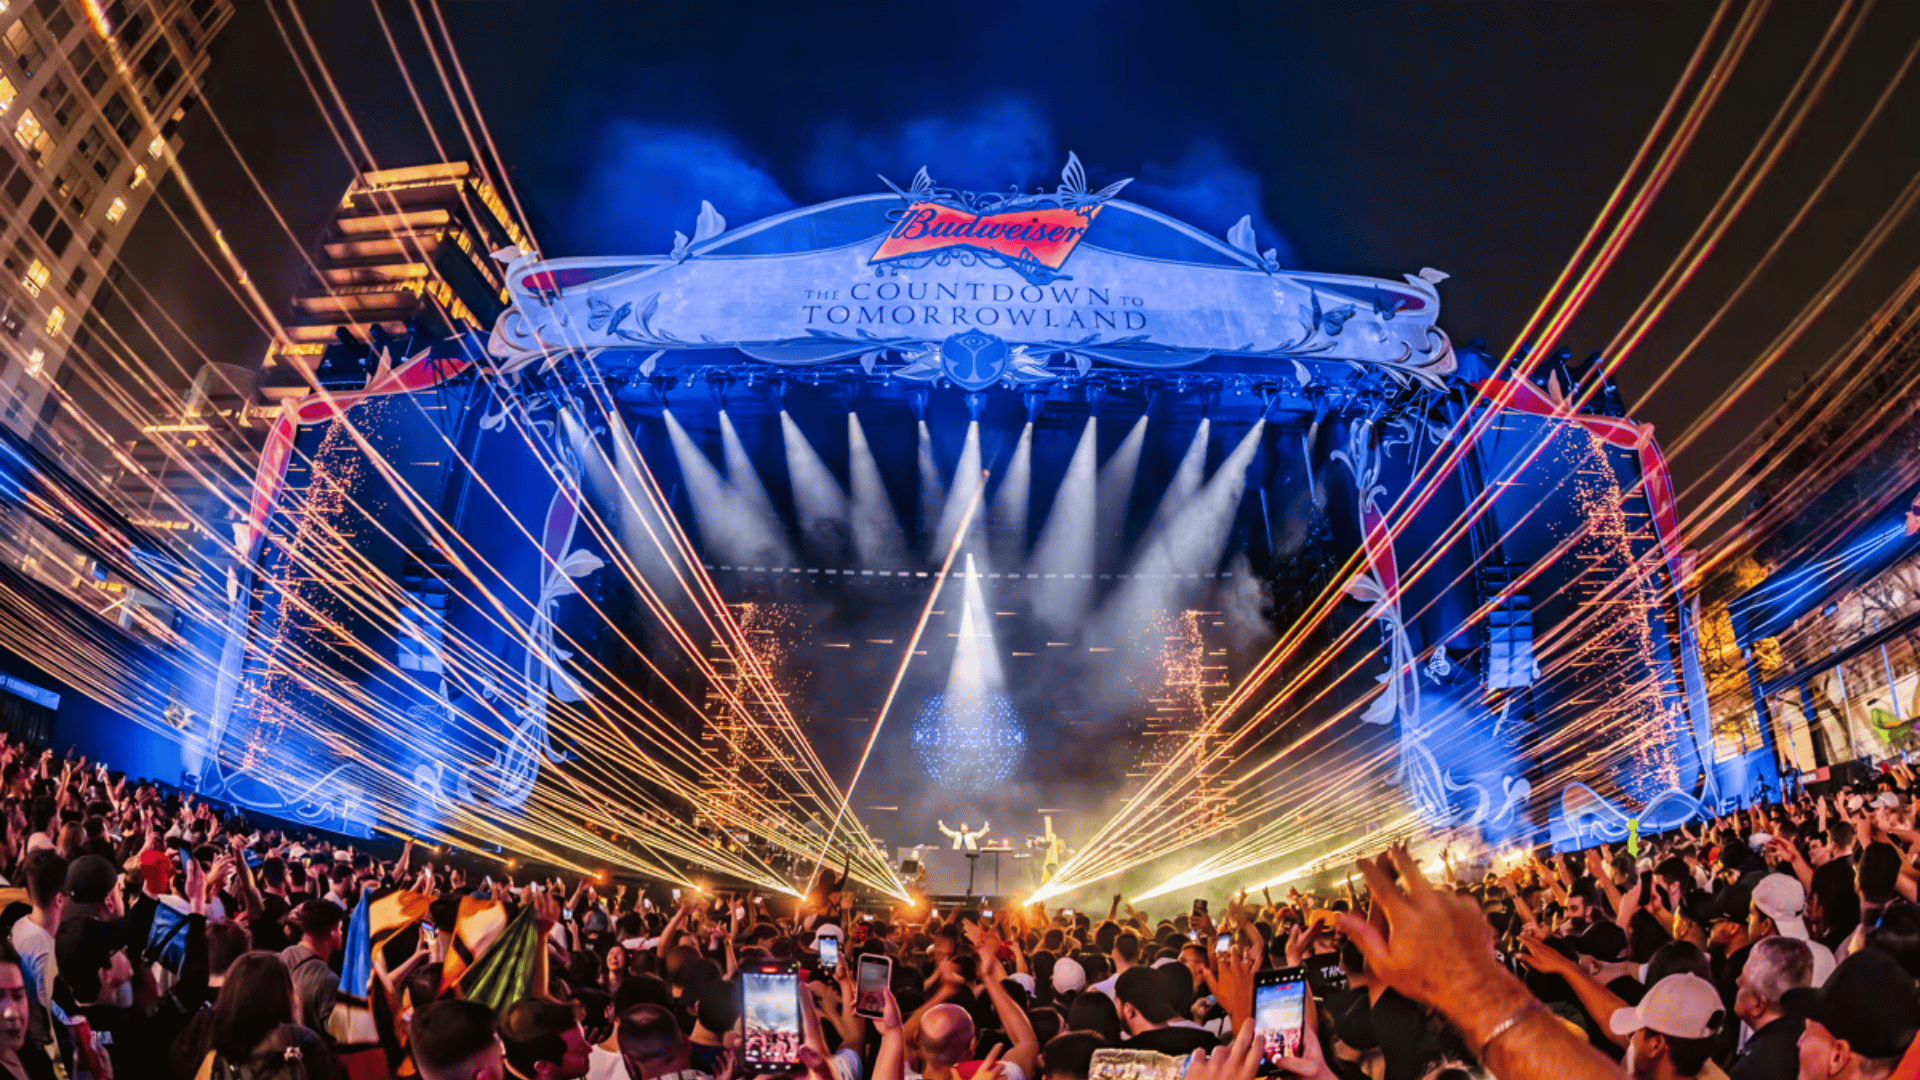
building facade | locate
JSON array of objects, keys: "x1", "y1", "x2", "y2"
[
  {"x1": 0, "y1": 0, "x2": 234, "y2": 439},
  {"x1": 262, "y1": 160, "x2": 528, "y2": 393}
]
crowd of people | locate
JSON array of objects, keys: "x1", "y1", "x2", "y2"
[{"x1": 0, "y1": 733, "x2": 1914, "y2": 1080}]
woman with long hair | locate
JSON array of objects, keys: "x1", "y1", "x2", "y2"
[
  {"x1": 0, "y1": 941, "x2": 55, "y2": 1080},
  {"x1": 170, "y1": 951, "x2": 300, "y2": 1079}
]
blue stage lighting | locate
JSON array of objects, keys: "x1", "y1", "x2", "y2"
[{"x1": 911, "y1": 689, "x2": 1025, "y2": 792}]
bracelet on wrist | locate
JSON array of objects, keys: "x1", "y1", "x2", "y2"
[{"x1": 1474, "y1": 998, "x2": 1547, "y2": 1059}]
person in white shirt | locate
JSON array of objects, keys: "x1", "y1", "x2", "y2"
[{"x1": 8, "y1": 849, "x2": 64, "y2": 1060}]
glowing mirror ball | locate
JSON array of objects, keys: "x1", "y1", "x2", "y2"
[{"x1": 910, "y1": 688, "x2": 1026, "y2": 792}]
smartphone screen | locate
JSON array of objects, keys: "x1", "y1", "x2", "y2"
[
  {"x1": 741, "y1": 962, "x2": 803, "y2": 1068},
  {"x1": 818, "y1": 936, "x2": 840, "y2": 970},
  {"x1": 1215, "y1": 932, "x2": 1232, "y2": 954},
  {"x1": 854, "y1": 954, "x2": 892, "y2": 1019},
  {"x1": 1254, "y1": 968, "x2": 1308, "y2": 1074}
]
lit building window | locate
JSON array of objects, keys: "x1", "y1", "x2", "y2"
[
  {"x1": 24, "y1": 347, "x2": 43, "y2": 377},
  {"x1": 0, "y1": 77, "x2": 14, "y2": 114},
  {"x1": 129, "y1": 164, "x2": 146, "y2": 188},
  {"x1": 12, "y1": 110, "x2": 49, "y2": 163},
  {"x1": 21, "y1": 259, "x2": 47, "y2": 297},
  {"x1": 105, "y1": 196, "x2": 127, "y2": 223},
  {"x1": 45, "y1": 306, "x2": 63, "y2": 334},
  {"x1": 147, "y1": 135, "x2": 164, "y2": 158}
]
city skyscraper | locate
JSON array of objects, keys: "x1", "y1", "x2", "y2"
[{"x1": 0, "y1": 0, "x2": 235, "y2": 439}]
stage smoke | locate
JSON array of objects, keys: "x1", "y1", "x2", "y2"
[
  {"x1": 847, "y1": 412, "x2": 909, "y2": 567},
  {"x1": 1105, "y1": 420, "x2": 1266, "y2": 633},
  {"x1": 992, "y1": 422, "x2": 1034, "y2": 564},
  {"x1": 663, "y1": 409, "x2": 792, "y2": 567},
  {"x1": 780, "y1": 410, "x2": 851, "y2": 562},
  {"x1": 1030, "y1": 417, "x2": 1098, "y2": 629},
  {"x1": 934, "y1": 420, "x2": 984, "y2": 557}
]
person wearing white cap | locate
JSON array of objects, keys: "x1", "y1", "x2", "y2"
[
  {"x1": 1051, "y1": 955, "x2": 1086, "y2": 996},
  {"x1": 1610, "y1": 973, "x2": 1726, "y2": 1080},
  {"x1": 1748, "y1": 874, "x2": 1836, "y2": 985}
]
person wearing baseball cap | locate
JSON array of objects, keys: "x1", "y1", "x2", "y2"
[
  {"x1": 1609, "y1": 973, "x2": 1726, "y2": 1080},
  {"x1": 1783, "y1": 948, "x2": 1920, "y2": 1080},
  {"x1": 1051, "y1": 955, "x2": 1086, "y2": 997},
  {"x1": 1749, "y1": 874, "x2": 1837, "y2": 985}
]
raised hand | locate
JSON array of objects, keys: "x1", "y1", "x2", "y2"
[
  {"x1": 1212, "y1": 945, "x2": 1256, "y2": 1030},
  {"x1": 1337, "y1": 848, "x2": 1527, "y2": 1030},
  {"x1": 533, "y1": 890, "x2": 563, "y2": 935}
]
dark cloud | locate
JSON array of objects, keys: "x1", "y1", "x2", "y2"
[
  {"x1": 801, "y1": 97, "x2": 1061, "y2": 200},
  {"x1": 564, "y1": 119, "x2": 795, "y2": 255},
  {"x1": 1128, "y1": 140, "x2": 1298, "y2": 267}
]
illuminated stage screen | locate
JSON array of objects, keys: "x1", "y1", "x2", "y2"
[{"x1": 621, "y1": 382, "x2": 1303, "y2": 879}]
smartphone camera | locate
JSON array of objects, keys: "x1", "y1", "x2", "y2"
[
  {"x1": 1254, "y1": 968, "x2": 1309, "y2": 1074},
  {"x1": 740, "y1": 960, "x2": 803, "y2": 1069},
  {"x1": 854, "y1": 954, "x2": 893, "y2": 1019}
]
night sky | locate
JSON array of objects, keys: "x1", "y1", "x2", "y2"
[{"x1": 112, "y1": 0, "x2": 1920, "y2": 505}]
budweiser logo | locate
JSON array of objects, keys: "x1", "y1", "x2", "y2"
[{"x1": 871, "y1": 201, "x2": 1102, "y2": 280}]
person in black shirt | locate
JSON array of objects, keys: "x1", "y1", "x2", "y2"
[
  {"x1": 1111, "y1": 967, "x2": 1217, "y2": 1055},
  {"x1": 1728, "y1": 937, "x2": 1810, "y2": 1080},
  {"x1": 54, "y1": 917, "x2": 162, "y2": 1080},
  {"x1": 251, "y1": 858, "x2": 295, "y2": 953}
]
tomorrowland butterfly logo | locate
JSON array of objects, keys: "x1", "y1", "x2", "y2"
[
  {"x1": 942, "y1": 329, "x2": 1011, "y2": 390},
  {"x1": 889, "y1": 329, "x2": 1059, "y2": 391}
]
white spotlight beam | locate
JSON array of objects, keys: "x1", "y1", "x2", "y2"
[
  {"x1": 993, "y1": 422, "x2": 1034, "y2": 564},
  {"x1": 720, "y1": 411, "x2": 795, "y2": 554},
  {"x1": 663, "y1": 410, "x2": 792, "y2": 567},
  {"x1": 1030, "y1": 417, "x2": 1098, "y2": 628},
  {"x1": 1097, "y1": 415, "x2": 1149, "y2": 573},
  {"x1": 1108, "y1": 420, "x2": 1265, "y2": 624},
  {"x1": 934, "y1": 421, "x2": 983, "y2": 557},
  {"x1": 848, "y1": 412, "x2": 910, "y2": 566},
  {"x1": 918, "y1": 420, "x2": 945, "y2": 544},
  {"x1": 1138, "y1": 418, "x2": 1210, "y2": 544},
  {"x1": 780, "y1": 410, "x2": 851, "y2": 560},
  {"x1": 950, "y1": 552, "x2": 1006, "y2": 693}
]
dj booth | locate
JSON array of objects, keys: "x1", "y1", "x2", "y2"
[{"x1": 901, "y1": 846, "x2": 1034, "y2": 898}]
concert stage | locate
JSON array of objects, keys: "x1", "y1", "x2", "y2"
[{"x1": 118, "y1": 152, "x2": 1729, "y2": 900}]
